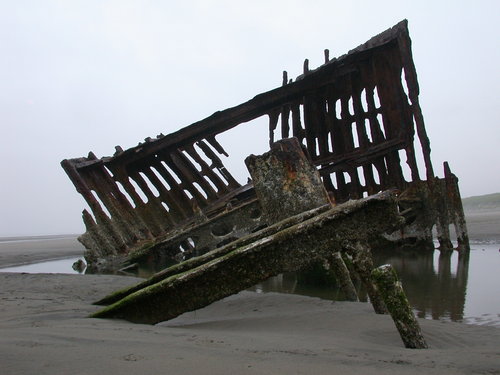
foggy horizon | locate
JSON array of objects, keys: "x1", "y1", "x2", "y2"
[{"x1": 1, "y1": 1, "x2": 499, "y2": 237}]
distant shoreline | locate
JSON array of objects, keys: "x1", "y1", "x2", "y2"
[
  {"x1": 463, "y1": 209, "x2": 500, "y2": 243},
  {"x1": 0, "y1": 234, "x2": 79, "y2": 243},
  {"x1": 0, "y1": 236, "x2": 84, "y2": 268}
]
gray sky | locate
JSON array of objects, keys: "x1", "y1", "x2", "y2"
[{"x1": 1, "y1": 0, "x2": 499, "y2": 236}]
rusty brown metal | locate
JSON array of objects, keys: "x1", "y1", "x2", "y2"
[
  {"x1": 61, "y1": 20, "x2": 469, "y2": 271},
  {"x1": 245, "y1": 138, "x2": 331, "y2": 223}
]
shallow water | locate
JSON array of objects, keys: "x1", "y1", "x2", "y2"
[
  {"x1": 1, "y1": 243, "x2": 499, "y2": 327},
  {"x1": 253, "y1": 243, "x2": 500, "y2": 327},
  {"x1": 0, "y1": 257, "x2": 85, "y2": 274}
]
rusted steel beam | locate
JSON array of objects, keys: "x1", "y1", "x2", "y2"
[
  {"x1": 443, "y1": 162, "x2": 469, "y2": 252},
  {"x1": 372, "y1": 264, "x2": 428, "y2": 349},
  {"x1": 94, "y1": 203, "x2": 331, "y2": 306},
  {"x1": 91, "y1": 192, "x2": 403, "y2": 324},
  {"x1": 345, "y1": 242, "x2": 387, "y2": 314},
  {"x1": 328, "y1": 252, "x2": 359, "y2": 302}
]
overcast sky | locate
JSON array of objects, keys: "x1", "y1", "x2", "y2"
[{"x1": 1, "y1": 1, "x2": 499, "y2": 236}]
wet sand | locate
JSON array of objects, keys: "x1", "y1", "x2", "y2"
[
  {"x1": 0, "y1": 211, "x2": 499, "y2": 374},
  {"x1": 464, "y1": 208, "x2": 500, "y2": 243},
  {"x1": 1, "y1": 273, "x2": 499, "y2": 375},
  {"x1": 0, "y1": 235, "x2": 84, "y2": 268}
]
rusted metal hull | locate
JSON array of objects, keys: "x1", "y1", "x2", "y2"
[{"x1": 61, "y1": 20, "x2": 469, "y2": 272}]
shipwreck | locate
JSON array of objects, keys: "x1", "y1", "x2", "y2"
[{"x1": 61, "y1": 20, "x2": 468, "y2": 347}]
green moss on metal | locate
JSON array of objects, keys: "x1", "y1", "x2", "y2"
[
  {"x1": 91, "y1": 192, "x2": 403, "y2": 324},
  {"x1": 371, "y1": 264, "x2": 428, "y2": 349},
  {"x1": 94, "y1": 204, "x2": 331, "y2": 305}
]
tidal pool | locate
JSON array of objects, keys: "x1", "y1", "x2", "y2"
[{"x1": 0, "y1": 257, "x2": 85, "y2": 274}]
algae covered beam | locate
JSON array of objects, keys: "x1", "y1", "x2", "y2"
[
  {"x1": 328, "y1": 252, "x2": 359, "y2": 302},
  {"x1": 91, "y1": 191, "x2": 403, "y2": 324},
  {"x1": 372, "y1": 264, "x2": 428, "y2": 349},
  {"x1": 94, "y1": 203, "x2": 331, "y2": 306}
]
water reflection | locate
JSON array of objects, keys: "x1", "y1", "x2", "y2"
[
  {"x1": 0, "y1": 257, "x2": 85, "y2": 274},
  {"x1": 250, "y1": 245, "x2": 500, "y2": 325},
  {"x1": 372, "y1": 249, "x2": 469, "y2": 322}
]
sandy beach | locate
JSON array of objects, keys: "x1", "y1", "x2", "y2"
[
  {"x1": 0, "y1": 209, "x2": 499, "y2": 375},
  {"x1": 1, "y1": 273, "x2": 498, "y2": 375},
  {"x1": 0, "y1": 236, "x2": 85, "y2": 268}
]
